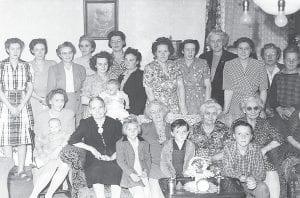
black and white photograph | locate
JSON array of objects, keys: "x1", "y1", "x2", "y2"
[{"x1": 0, "y1": 0, "x2": 300, "y2": 198}]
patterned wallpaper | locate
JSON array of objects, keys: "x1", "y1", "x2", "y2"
[{"x1": 224, "y1": 0, "x2": 291, "y2": 60}]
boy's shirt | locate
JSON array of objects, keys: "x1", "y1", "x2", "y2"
[{"x1": 222, "y1": 142, "x2": 266, "y2": 181}]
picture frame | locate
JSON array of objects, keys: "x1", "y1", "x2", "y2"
[{"x1": 84, "y1": 0, "x2": 118, "y2": 40}]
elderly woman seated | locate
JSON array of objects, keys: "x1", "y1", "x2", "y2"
[
  {"x1": 141, "y1": 100, "x2": 172, "y2": 198},
  {"x1": 234, "y1": 96, "x2": 284, "y2": 198},
  {"x1": 188, "y1": 99, "x2": 232, "y2": 170}
]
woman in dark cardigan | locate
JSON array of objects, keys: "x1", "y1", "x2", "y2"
[
  {"x1": 118, "y1": 47, "x2": 147, "y2": 115},
  {"x1": 68, "y1": 96, "x2": 123, "y2": 198},
  {"x1": 199, "y1": 29, "x2": 237, "y2": 107}
]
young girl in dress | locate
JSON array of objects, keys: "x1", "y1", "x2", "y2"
[
  {"x1": 116, "y1": 116, "x2": 151, "y2": 198},
  {"x1": 99, "y1": 79, "x2": 129, "y2": 120}
]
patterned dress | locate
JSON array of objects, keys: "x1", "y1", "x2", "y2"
[
  {"x1": 176, "y1": 58, "x2": 210, "y2": 114},
  {"x1": 223, "y1": 58, "x2": 268, "y2": 120},
  {"x1": 143, "y1": 60, "x2": 182, "y2": 113},
  {"x1": 0, "y1": 59, "x2": 34, "y2": 146},
  {"x1": 81, "y1": 73, "x2": 111, "y2": 98},
  {"x1": 189, "y1": 121, "x2": 232, "y2": 158},
  {"x1": 108, "y1": 54, "x2": 126, "y2": 78}
]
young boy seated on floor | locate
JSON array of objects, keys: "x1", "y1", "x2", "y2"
[
  {"x1": 222, "y1": 120, "x2": 270, "y2": 198},
  {"x1": 159, "y1": 119, "x2": 195, "y2": 193}
]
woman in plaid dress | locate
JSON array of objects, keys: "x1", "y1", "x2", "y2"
[
  {"x1": 0, "y1": 38, "x2": 34, "y2": 176},
  {"x1": 223, "y1": 37, "x2": 268, "y2": 123}
]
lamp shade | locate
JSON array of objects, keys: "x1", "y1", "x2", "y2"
[{"x1": 253, "y1": 0, "x2": 300, "y2": 15}]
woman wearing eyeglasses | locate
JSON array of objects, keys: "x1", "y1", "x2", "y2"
[{"x1": 234, "y1": 96, "x2": 284, "y2": 198}]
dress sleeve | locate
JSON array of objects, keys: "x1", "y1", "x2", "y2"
[
  {"x1": 202, "y1": 60, "x2": 211, "y2": 80},
  {"x1": 143, "y1": 63, "x2": 154, "y2": 88},
  {"x1": 259, "y1": 63, "x2": 268, "y2": 91},
  {"x1": 265, "y1": 120, "x2": 284, "y2": 144},
  {"x1": 47, "y1": 66, "x2": 56, "y2": 94},
  {"x1": 27, "y1": 63, "x2": 34, "y2": 83},
  {"x1": 68, "y1": 119, "x2": 86, "y2": 145},
  {"x1": 81, "y1": 76, "x2": 92, "y2": 97},
  {"x1": 222, "y1": 62, "x2": 233, "y2": 90},
  {"x1": 269, "y1": 74, "x2": 279, "y2": 109}
]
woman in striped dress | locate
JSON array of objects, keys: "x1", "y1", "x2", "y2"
[{"x1": 0, "y1": 38, "x2": 34, "y2": 177}]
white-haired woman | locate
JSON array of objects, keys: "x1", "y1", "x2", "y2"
[
  {"x1": 141, "y1": 100, "x2": 172, "y2": 198},
  {"x1": 235, "y1": 96, "x2": 284, "y2": 198},
  {"x1": 199, "y1": 29, "x2": 237, "y2": 107},
  {"x1": 188, "y1": 99, "x2": 232, "y2": 170}
]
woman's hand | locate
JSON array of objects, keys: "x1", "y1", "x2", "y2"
[
  {"x1": 276, "y1": 106, "x2": 288, "y2": 120},
  {"x1": 130, "y1": 173, "x2": 141, "y2": 182}
]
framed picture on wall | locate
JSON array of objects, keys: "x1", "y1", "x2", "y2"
[{"x1": 84, "y1": 0, "x2": 118, "y2": 40}]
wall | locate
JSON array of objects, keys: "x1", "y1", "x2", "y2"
[
  {"x1": 0, "y1": 0, "x2": 206, "y2": 162},
  {"x1": 0, "y1": 0, "x2": 206, "y2": 66}
]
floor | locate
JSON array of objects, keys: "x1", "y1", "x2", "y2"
[{"x1": 8, "y1": 166, "x2": 132, "y2": 198}]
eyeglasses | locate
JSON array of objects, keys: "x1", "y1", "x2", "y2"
[{"x1": 246, "y1": 106, "x2": 260, "y2": 111}]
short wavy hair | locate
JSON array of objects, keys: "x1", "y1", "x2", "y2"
[
  {"x1": 122, "y1": 115, "x2": 141, "y2": 135},
  {"x1": 144, "y1": 100, "x2": 169, "y2": 120},
  {"x1": 124, "y1": 47, "x2": 142, "y2": 68},
  {"x1": 231, "y1": 120, "x2": 254, "y2": 135},
  {"x1": 5, "y1": 38, "x2": 25, "y2": 52},
  {"x1": 283, "y1": 45, "x2": 300, "y2": 60},
  {"x1": 56, "y1": 41, "x2": 76, "y2": 58},
  {"x1": 107, "y1": 30, "x2": 126, "y2": 48},
  {"x1": 206, "y1": 29, "x2": 229, "y2": 47},
  {"x1": 240, "y1": 96, "x2": 264, "y2": 113},
  {"x1": 151, "y1": 37, "x2": 174, "y2": 57},
  {"x1": 260, "y1": 43, "x2": 281, "y2": 61},
  {"x1": 78, "y1": 35, "x2": 96, "y2": 53},
  {"x1": 29, "y1": 38, "x2": 48, "y2": 55},
  {"x1": 89, "y1": 51, "x2": 113, "y2": 72},
  {"x1": 88, "y1": 96, "x2": 105, "y2": 107},
  {"x1": 199, "y1": 99, "x2": 222, "y2": 118},
  {"x1": 46, "y1": 88, "x2": 68, "y2": 109},
  {"x1": 178, "y1": 39, "x2": 200, "y2": 57},
  {"x1": 235, "y1": 37, "x2": 257, "y2": 59}
]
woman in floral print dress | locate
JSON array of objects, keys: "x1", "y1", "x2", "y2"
[
  {"x1": 189, "y1": 100, "x2": 232, "y2": 170},
  {"x1": 143, "y1": 37, "x2": 187, "y2": 114},
  {"x1": 176, "y1": 39, "x2": 211, "y2": 114}
]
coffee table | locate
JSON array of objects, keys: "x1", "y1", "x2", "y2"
[
  {"x1": 160, "y1": 177, "x2": 246, "y2": 198},
  {"x1": 168, "y1": 189, "x2": 246, "y2": 198}
]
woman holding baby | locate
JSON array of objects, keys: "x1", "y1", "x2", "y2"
[{"x1": 29, "y1": 88, "x2": 75, "y2": 198}]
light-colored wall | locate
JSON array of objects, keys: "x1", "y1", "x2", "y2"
[
  {"x1": 0, "y1": 0, "x2": 206, "y2": 163},
  {"x1": 0, "y1": 0, "x2": 206, "y2": 66}
]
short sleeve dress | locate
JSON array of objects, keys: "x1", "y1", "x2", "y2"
[
  {"x1": 0, "y1": 59, "x2": 34, "y2": 146},
  {"x1": 68, "y1": 116, "x2": 123, "y2": 187},
  {"x1": 143, "y1": 60, "x2": 182, "y2": 113},
  {"x1": 223, "y1": 58, "x2": 268, "y2": 120},
  {"x1": 176, "y1": 58, "x2": 211, "y2": 114}
]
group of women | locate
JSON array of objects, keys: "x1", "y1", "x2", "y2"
[{"x1": 0, "y1": 29, "x2": 299, "y2": 198}]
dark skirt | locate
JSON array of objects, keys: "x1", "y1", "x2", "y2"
[{"x1": 85, "y1": 158, "x2": 122, "y2": 187}]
